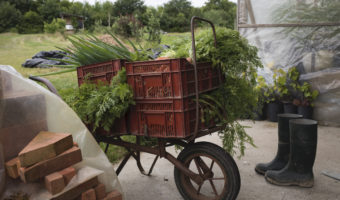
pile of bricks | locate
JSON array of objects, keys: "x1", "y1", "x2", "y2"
[{"x1": 4, "y1": 131, "x2": 122, "y2": 200}]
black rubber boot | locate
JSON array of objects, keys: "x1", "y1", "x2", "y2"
[
  {"x1": 255, "y1": 114, "x2": 302, "y2": 175},
  {"x1": 265, "y1": 119, "x2": 318, "y2": 187}
]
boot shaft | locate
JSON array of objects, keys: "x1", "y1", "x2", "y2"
[
  {"x1": 278, "y1": 114, "x2": 303, "y2": 143},
  {"x1": 289, "y1": 119, "x2": 318, "y2": 172}
]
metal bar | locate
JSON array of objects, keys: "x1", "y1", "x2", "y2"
[
  {"x1": 238, "y1": 22, "x2": 340, "y2": 28},
  {"x1": 132, "y1": 151, "x2": 147, "y2": 175},
  {"x1": 165, "y1": 152, "x2": 204, "y2": 185},
  {"x1": 116, "y1": 153, "x2": 132, "y2": 176},
  {"x1": 97, "y1": 135, "x2": 160, "y2": 155},
  {"x1": 104, "y1": 143, "x2": 110, "y2": 153},
  {"x1": 147, "y1": 155, "x2": 159, "y2": 176},
  {"x1": 237, "y1": 0, "x2": 240, "y2": 31},
  {"x1": 190, "y1": 16, "x2": 217, "y2": 141},
  {"x1": 245, "y1": 0, "x2": 256, "y2": 25},
  {"x1": 29, "y1": 76, "x2": 60, "y2": 97}
]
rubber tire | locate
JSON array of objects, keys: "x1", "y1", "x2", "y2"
[{"x1": 174, "y1": 142, "x2": 241, "y2": 200}]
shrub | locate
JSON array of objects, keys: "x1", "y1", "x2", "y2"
[
  {"x1": 17, "y1": 11, "x2": 44, "y2": 34},
  {"x1": 112, "y1": 16, "x2": 142, "y2": 38},
  {"x1": 0, "y1": 2, "x2": 21, "y2": 33},
  {"x1": 44, "y1": 18, "x2": 66, "y2": 34}
]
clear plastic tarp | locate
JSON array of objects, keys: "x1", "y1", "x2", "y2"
[
  {"x1": 238, "y1": 0, "x2": 340, "y2": 125},
  {"x1": 0, "y1": 66, "x2": 123, "y2": 199}
]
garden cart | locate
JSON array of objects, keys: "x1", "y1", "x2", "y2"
[{"x1": 31, "y1": 17, "x2": 241, "y2": 200}]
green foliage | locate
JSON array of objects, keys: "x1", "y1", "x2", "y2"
[
  {"x1": 160, "y1": 0, "x2": 193, "y2": 32},
  {"x1": 193, "y1": 28, "x2": 262, "y2": 157},
  {"x1": 295, "y1": 82, "x2": 319, "y2": 107},
  {"x1": 0, "y1": 2, "x2": 21, "y2": 33},
  {"x1": 202, "y1": 0, "x2": 236, "y2": 29},
  {"x1": 62, "y1": 68, "x2": 135, "y2": 132},
  {"x1": 37, "y1": 32, "x2": 150, "y2": 77},
  {"x1": 17, "y1": 11, "x2": 44, "y2": 34},
  {"x1": 37, "y1": 0, "x2": 61, "y2": 23},
  {"x1": 284, "y1": 67, "x2": 319, "y2": 107},
  {"x1": 44, "y1": 18, "x2": 66, "y2": 34},
  {"x1": 273, "y1": 69, "x2": 290, "y2": 101},
  {"x1": 112, "y1": 0, "x2": 146, "y2": 17},
  {"x1": 112, "y1": 16, "x2": 142, "y2": 38},
  {"x1": 143, "y1": 8, "x2": 161, "y2": 42},
  {"x1": 62, "y1": 32, "x2": 147, "y2": 67},
  {"x1": 160, "y1": 34, "x2": 191, "y2": 58}
]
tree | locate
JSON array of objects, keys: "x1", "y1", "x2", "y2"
[
  {"x1": 9, "y1": 0, "x2": 38, "y2": 14},
  {"x1": 160, "y1": 0, "x2": 193, "y2": 32},
  {"x1": 38, "y1": 0, "x2": 61, "y2": 23},
  {"x1": 143, "y1": 7, "x2": 161, "y2": 42},
  {"x1": 0, "y1": 1, "x2": 21, "y2": 33},
  {"x1": 17, "y1": 11, "x2": 44, "y2": 34},
  {"x1": 102, "y1": 1, "x2": 114, "y2": 27},
  {"x1": 112, "y1": 0, "x2": 145, "y2": 17},
  {"x1": 202, "y1": 0, "x2": 236, "y2": 29}
]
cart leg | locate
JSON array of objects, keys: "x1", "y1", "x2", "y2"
[
  {"x1": 116, "y1": 152, "x2": 132, "y2": 176},
  {"x1": 147, "y1": 155, "x2": 159, "y2": 176},
  {"x1": 104, "y1": 143, "x2": 110, "y2": 153}
]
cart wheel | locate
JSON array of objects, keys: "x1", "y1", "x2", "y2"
[{"x1": 174, "y1": 142, "x2": 240, "y2": 200}]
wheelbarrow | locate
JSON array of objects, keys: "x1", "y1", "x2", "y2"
[{"x1": 30, "y1": 17, "x2": 241, "y2": 200}]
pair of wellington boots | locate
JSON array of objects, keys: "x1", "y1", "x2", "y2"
[{"x1": 255, "y1": 114, "x2": 318, "y2": 188}]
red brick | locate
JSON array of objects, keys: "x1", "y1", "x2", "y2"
[
  {"x1": 81, "y1": 188, "x2": 96, "y2": 200},
  {"x1": 19, "y1": 146, "x2": 82, "y2": 183},
  {"x1": 0, "y1": 120, "x2": 47, "y2": 162},
  {"x1": 94, "y1": 184, "x2": 106, "y2": 200},
  {"x1": 103, "y1": 190, "x2": 122, "y2": 200},
  {"x1": 51, "y1": 176, "x2": 98, "y2": 200},
  {"x1": 18, "y1": 131, "x2": 73, "y2": 167},
  {"x1": 59, "y1": 167, "x2": 76, "y2": 185},
  {"x1": 5, "y1": 157, "x2": 19, "y2": 179},
  {"x1": 45, "y1": 172, "x2": 65, "y2": 195}
]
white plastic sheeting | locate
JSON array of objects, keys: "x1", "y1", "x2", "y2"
[
  {"x1": 238, "y1": 0, "x2": 340, "y2": 125},
  {"x1": 0, "y1": 66, "x2": 123, "y2": 199}
]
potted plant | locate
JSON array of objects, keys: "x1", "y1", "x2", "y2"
[
  {"x1": 264, "y1": 84, "x2": 283, "y2": 122},
  {"x1": 254, "y1": 76, "x2": 267, "y2": 120},
  {"x1": 293, "y1": 82, "x2": 319, "y2": 119},
  {"x1": 274, "y1": 68, "x2": 298, "y2": 114}
]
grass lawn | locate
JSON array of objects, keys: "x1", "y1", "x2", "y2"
[
  {"x1": 0, "y1": 32, "x2": 77, "y2": 91},
  {"x1": 0, "y1": 32, "x2": 185, "y2": 163}
]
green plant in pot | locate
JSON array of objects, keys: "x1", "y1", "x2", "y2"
[
  {"x1": 263, "y1": 69, "x2": 287, "y2": 122},
  {"x1": 293, "y1": 82, "x2": 319, "y2": 119},
  {"x1": 254, "y1": 76, "x2": 268, "y2": 120},
  {"x1": 264, "y1": 84, "x2": 282, "y2": 122},
  {"x1": 278, "y1": 67, "x2": 301, "y2": 114}
]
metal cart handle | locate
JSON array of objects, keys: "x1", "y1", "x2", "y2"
[
  {"x1": 190, "y1": 16, "x2": 217, "y2": 141},
  {"x1": 29, "y1": 76, "x2": 61, "y2": 98}
]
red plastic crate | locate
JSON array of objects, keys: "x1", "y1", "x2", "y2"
[
  {"x1": 77, "y1": 59, "x2": 125, "y2": 86},
  {"x1": 125, "y1": 59, "x2": 222, "y2": 99},
  {"x1": 127, "y1": 99, "x2": 215, "y2": 138},
  {"x1": 86, "y1": 116, "x2": 127, "y2": 136}
]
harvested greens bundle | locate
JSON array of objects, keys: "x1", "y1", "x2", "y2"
[
  {"x1": 40, "y1": 32, "x2": 149, "y2": 76},
  {"x1": 163, "y1": 28, "x2": 263, "y2": 157},
  {"x1": 62, "y1": 68, "x2": 134, "y2": 132}
]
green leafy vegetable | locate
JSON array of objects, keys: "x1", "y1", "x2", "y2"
[
  {"x1": 37, "y1": 32, "x2": 150, "y2": 77},
  {"x1": 193, "y1": 28, "x2": 262, "y2": 157},
  {"x1": 62, "y1": 68, "x2": 134, "y2": 131}
]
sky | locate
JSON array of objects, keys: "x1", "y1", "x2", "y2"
[{"x1": 74, "y1": 0, "x2": 237, "y2": 8}]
